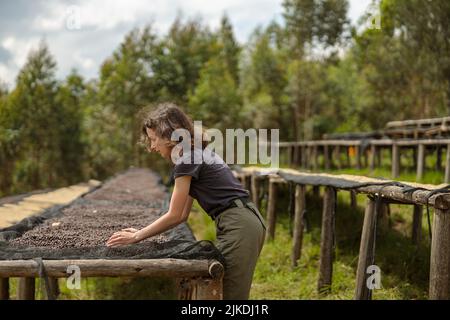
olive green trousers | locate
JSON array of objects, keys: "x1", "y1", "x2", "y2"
[{"x1": 214, "y1": 200, "x2": 266, "y2": 300}]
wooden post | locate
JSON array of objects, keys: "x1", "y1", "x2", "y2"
[
  {"x1": 312, "y1": 145, "x2": 319, "y2": 171},
  {"x1": 293, "y1": 146, "x2": 300, "y2": 166},
  {"x1": 355, "y1": 198, "x2": 377, "y2": 300},
  {"x1": 350, "y1": 190, "x2": 357, "y2": 210},
  {"x1": 318, "y1": 187, "x2": 336, "y2": 294},
  {"x1": 312, "y1": 186, "x2": 320, "y2": 198},
  {"x1": 301, "y1": 146, "x2": 307, "y2": 168},
  {"x1": 445, "y1": 144, "x2": 450, "y2": 184},
  {"x1": 48, "y1": 277, "x2": 60, "y2": 300},
  {"x1": 17, "y1": 278, "x2": 35, "y2": 300},
  {"x1": 417, "y1": 143, "x2": 425, "y2": 181},
  {"x1": 355, "y1": 145, "x2": 361, "y2": 170},
  {"x1": 0, "y1": 278, "x2": 9, "y2": 300},
  {"x1": 266, "y1": 178, "x2": 277, "y2": 240},
  {"x1": 436, "y1": 146, "x2": 442, "y2": 171},
  {"x1": 412, "y1": 205, "x2": 422, "y2": 245},
  {"x1": 287, "y1": 146, "x2": 292, "y2": 166},
  {"x1": 324, "y1": 145, "x2": 330, "y2": 170},
  {"x1": 194, "y1": 277, "x2": 223, "y2": 300},
  {"x1": 369, "y1": 145, "x2": 376, "y2": 172},
  {"x1": 392, "y1": 143, "x2": 400, "y2": 178},
  {"x1": 346, "y1": 146, "x2": 351, "y2": 168},
  {"x1": 251, "y1": 174, "x2": 260, "y2": 211},
  {"x1": 429, "y1": 208, "x2": 450, "y2": 299},
  {"x1": 291, "y1": 185, "x2": 306, "y2": 268},
  {"x1": 376, "y1": 147, "x2": 382, "y2": 168},
  {"x1": 333, "y1": 146, "x2": 341, "y2": 170}
]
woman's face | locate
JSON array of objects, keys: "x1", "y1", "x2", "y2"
[{"x1": 146, "y1": 128, "x2": 172, "y2": 160}]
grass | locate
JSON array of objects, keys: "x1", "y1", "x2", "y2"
[{"x1": 187, "y1": 154, "x2": 439, "y2": 299}]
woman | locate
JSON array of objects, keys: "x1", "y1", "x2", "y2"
[{"x1": 106, "y1": 102, "x2": 266, "y2": 300}]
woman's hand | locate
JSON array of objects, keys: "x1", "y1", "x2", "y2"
[{"x1": 106, "y1": 228, "x2": 139, "y2": 247}]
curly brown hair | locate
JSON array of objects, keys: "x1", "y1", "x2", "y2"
[{"x1": 140, "y1": 102, "x2": 208, "y2": 150}]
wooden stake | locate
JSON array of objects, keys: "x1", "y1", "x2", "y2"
[
  {"x1": 429, "y1": 207, "x2": 450, "y2": 299},
  {"x1": 318, "y1": 187, "x2": 336, "y2": 294},
  {"x1": 291, "y1": 185, "x2": 306, "y2": 268}
]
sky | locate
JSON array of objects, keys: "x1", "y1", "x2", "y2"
[{"x1": 0, "y1": 0, "x2": 374, "y2": 88}]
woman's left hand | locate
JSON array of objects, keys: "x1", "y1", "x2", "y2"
[{"x1": 106, "y1": 229, "x2": 139, "y2": 247}]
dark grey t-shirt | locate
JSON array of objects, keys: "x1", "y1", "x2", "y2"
[{"x1": 172, "y1": 148, "x2": 249, "y2": 216}]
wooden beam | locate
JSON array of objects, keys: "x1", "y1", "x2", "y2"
[
  {"x1": 291, "y1": 185, "x2": 306, "y2": 268},
  {"x1": 0, "y1": 259, "x2": 223, "y2": 279},
  {"x1": 318, "y1": 187, "x2": 336, "y2": 294},
  {"x1": 355, "y1": 198, "x2": 377, "y2": 300},
  {"x1": 429, "y1": 208, "x2": 450, "y2": 299}
]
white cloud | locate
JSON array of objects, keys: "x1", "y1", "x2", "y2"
[{"x1": 0, "y1": 0, "x2": 371, "y2": 88}]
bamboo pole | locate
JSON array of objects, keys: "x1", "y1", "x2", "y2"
[
  {"x1": 318, "y1": 187, "x2": 336, "y2": 294},
  {"x1": 291, "y1": 185, "x2": 306, "y2": 268},
  {"x1": 429, "y1": 208, "x2": 450, "y2": 299}
]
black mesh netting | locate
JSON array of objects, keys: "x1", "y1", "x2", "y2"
[{"x1": 0, "y1": 168, "x2": 224, "y2": 266}]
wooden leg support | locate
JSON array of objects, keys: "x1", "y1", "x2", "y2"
[
  {"x1": 0, "y1": 278, "x2": 9, "y2": 300},
  {"x1": 318, "y1": 187, "x2": 336, "y2": 294},
  {"x1": 291, "y1": 185, "x2": 306, "y2": 268},
  {"x1": 17, "y1": 277, "x2": 35, "y2": 300},
  {"x1": 429, "y1": 208, "x2": 450, "y2": 299},
  {"x1": 355, "y1": 198, "x2": 377, "y2": 300}
]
